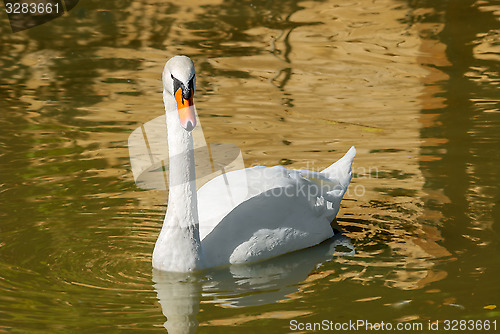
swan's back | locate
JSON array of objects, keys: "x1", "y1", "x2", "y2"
[{"x1": 196, "y1": 147, "x2": 356, "y2": 267}]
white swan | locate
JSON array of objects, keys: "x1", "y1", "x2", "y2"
[{"x1": 153, "y1": 55, "x2": 356, "y2": 272}]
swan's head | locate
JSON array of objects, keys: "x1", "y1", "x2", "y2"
[{"x1": 163, "y1": 56, "x2": 197, "y2": 132}]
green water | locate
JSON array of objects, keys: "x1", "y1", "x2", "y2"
[{"x1": 0, "y1": 0, "x2": 499, "y2": 333}]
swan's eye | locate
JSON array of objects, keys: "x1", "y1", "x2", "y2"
[{"x1": 172, "y1": 75, "x2": 182, "y2": 96}]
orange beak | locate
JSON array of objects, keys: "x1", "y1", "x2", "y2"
[{"x1": 174, "y1": 88, "x2": 196, "y2": 131}]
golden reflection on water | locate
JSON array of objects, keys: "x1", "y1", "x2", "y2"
[{"x1": 0, "y1": 0, "x2": 499, "y2": 332}]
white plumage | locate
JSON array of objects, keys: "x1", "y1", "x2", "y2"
[{"x1": 152, "y1": 56, "x2": 356, "y2": 272}]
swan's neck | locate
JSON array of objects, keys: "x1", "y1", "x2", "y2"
[{"x1": 152, "y1": 91, "x2": 202, "y2": 272}]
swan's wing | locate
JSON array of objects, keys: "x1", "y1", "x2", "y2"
[
  {"x1": 198, "y1": 167, "x2": 336, "y2": 267},
  {"x1": 197, "y1": 147, "x2": 355, "y2": 267},
  {"x1": 321, "y1": 146, "x2": 356, "y2": 187},
  {"x1": 197, "y1": 147, "x2": 356, "y2": 238}
]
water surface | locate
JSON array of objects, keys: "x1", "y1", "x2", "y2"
[{"x1": 0, "y1": 0, "x2": 499, "y2": 332}]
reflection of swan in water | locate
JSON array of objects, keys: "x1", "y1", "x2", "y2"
[
  {"x1": 153, "y1": 271, "x2": 201, "y2": 334},
  {"x1": 153, "y1": 55, "x2": 356, "y2": 272},
  {"x1": 153, "y1": 234, "x2": 354, "y2": 333}
]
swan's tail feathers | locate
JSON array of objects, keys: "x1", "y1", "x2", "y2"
[{"x1": 321, "y1": 146, "x2": 356, "y2": 186}]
